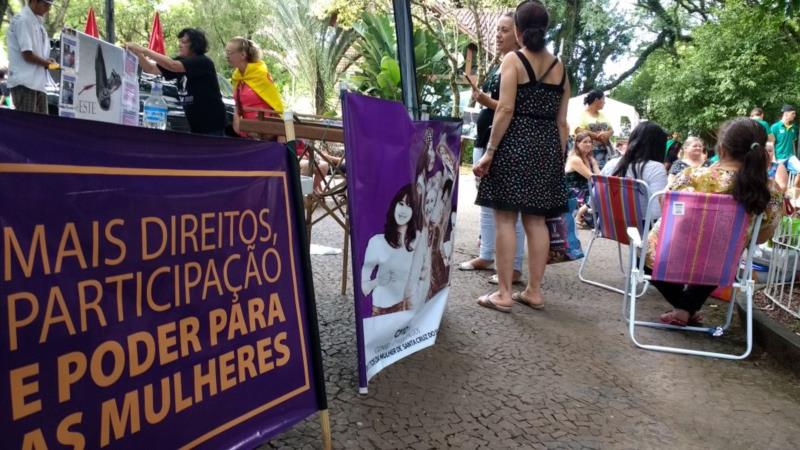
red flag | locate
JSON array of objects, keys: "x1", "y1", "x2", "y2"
[
  {"x1": 148, "y1": 12, "x2": 166, "y2": 55},
  {"x1": 84, "y1": 7, "x2": 99, "y2": 38}
]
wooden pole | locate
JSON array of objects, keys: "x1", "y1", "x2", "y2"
[
  {"x1": 283, "y1": 110, "x2": 296, "y2": 141},
  {"x1": 319, "y1": 409, "x2": 332, "y2": 450}
]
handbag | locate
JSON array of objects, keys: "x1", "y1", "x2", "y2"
[{"x1": 547, "y1": 197, "x2": 584, "y2": 264}]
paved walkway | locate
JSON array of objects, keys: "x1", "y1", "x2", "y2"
[{"x1": 264, "y1": 174, "x2": 800, "y2": 449}]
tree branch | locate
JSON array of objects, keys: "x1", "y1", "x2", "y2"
[{"x1": 593, "y1": 29, "x2": 671, "y2": 93}]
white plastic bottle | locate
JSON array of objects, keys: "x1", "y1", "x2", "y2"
[{"x1": 142, "y1": 80, "x2": 168, "y2": 130}]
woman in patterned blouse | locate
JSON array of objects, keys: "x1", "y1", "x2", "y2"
[{"x1": 647, "y1": 118, "x2": 783, "y2": 326}]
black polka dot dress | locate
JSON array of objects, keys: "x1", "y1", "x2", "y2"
[{"x1": 476, "y1": 51, "x2": 568, "y2": 217}]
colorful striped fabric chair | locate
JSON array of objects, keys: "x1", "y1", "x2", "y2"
[
  {"x1": 624, "y1": 190, "x2": 762, "y2": 359},
  {"x1": 579, "y1": 175, "x2": 651, "y2": 297}
]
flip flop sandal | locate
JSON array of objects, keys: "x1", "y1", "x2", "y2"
[
  {"x1": 488, "y1": 274, "x2": 524, "y2": 285},
  {"x1": 659, "y1": 311, "x2": 688, "y2": 327},
  {"x1": 458, "y1": 260, "x2": 494, "y2": 271},
  {"x1": 688, "y1": 312, "x2": 705, "y2": 326},
  {"x1": 476, "y1": 294, "x2": 512, "y2": 313},
  {"x1": 511, "y1": 292, "x2": 544, "y2": 310}
]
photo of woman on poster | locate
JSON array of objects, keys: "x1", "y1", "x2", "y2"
[
  {"x1": 428, "y1": 178, "x2": 454, "y2": 299},
  {"x1": 361, "y1": 184, "x2": 420, "y2": 316}
]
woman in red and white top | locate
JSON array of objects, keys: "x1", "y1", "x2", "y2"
[{"x1": 225, "y1": 36, "x2": 284, "y2": 138}]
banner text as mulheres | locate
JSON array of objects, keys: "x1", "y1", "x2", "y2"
[{"x1": 3, "y1": 208, "x2": 296, "y2": 448}]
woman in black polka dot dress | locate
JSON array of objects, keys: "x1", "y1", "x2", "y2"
[{"x1": 473, "y1": 0, "x2": 570, "y2": 313}]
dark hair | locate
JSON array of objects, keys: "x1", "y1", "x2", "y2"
[
  {"x1": 441, "y1": 179, "x2": 453, "y2": 199},
  {"x1": 384, "y1": 184, "x2": 417, "y2": 251},
  {"x1": 717, "y1": 117, "x2": 770, "y2": 214},
  {"x1": 515, "y1": 1, "x2": 549, "y2": 52},
  {"x1": 0, "y1": 68, "x2": 6, "y2": 79},
  {"x1": 584, "y1": 90, "x2": 604, "y2": 106},
  {"x1": 750, "y1": 107, "x2": 764, "y2": 117},
  {"x1": 612, "y1": 121, "x2": 667, "y2": 180},
  {"x1": 178, "y1": 28, "x2": 209, "y2": 55}
]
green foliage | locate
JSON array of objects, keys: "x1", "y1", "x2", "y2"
[
  {"x1": 349, "y1": 11, "x2": 462, "y2": 117},
  {"x1": 190, "y1": 0, "x2": 269, "y2": 69},
  {"x1": 350, "y1": 13, "x2": 402, "y2": 100},
  {"x1": 313, "y1": 0, "x2": 390, "y2": 28},
  {"x1": 263, "y1": 0, "x2": 357, "y2": 115},
  {"x1": 461, "y1": 138, "x2": 474, "y2": 166},
  {"x1": 615, "y1": 1, "x2": 800, "y2": 139},
  {"x1": 48, "y1": 0, "x2": 184, "y2": 46}
]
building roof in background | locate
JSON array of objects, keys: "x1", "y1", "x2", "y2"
[
  {"x1": 450, "y1": 9, "x2": 507, "y2": 58},
  {"x1": 438, "y1": 7, "x2": 507, "y2": 59}
]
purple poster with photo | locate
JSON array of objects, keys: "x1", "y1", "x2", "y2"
[
  {"x1": 343, "y1": 93, "x2": 462, "y2": 391},
  {"x1": 0, "y1": 110, "x2": 326, "y2": 449}
]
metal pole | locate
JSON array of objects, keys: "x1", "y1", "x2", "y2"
[
  {"x1": 392, "y1": 0, "x2": 419, "y2": 120},
  {"x1": 105, "y1": 0, "x2": 115, "y2": 43}
]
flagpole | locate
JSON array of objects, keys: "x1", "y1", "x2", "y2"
[{"x1": 105, "y1": 0, "x2": 115, "y2": 43}]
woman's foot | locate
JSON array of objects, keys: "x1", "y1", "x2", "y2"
[
  {"x1": 458, "y1": 257, "x2": 494, "y2": 271},
  {"x1": 575, "y1": 214, "x2": 591, "y2": 229},
  {"x1": 688, "y1": 311, "x2": 704, "y2": 326},
  {"x1": 488, "y1": 270, "x2": 523, "y2": 285},
  {"x1": 476, "y1": 292, "x2": 513, "y2": 313},
  {"x1": 659, "y1": 309, "x2": 691, "y2": 326},
  {"x1": 514, "y1": 288, "x2": 544, "y2": 309}
]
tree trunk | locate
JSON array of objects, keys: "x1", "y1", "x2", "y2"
[
  {"x1": 315, "y1": 66, "x2": 326, "y2": 115},
  {"x1": 558, "y1": 0, "x2": 582, "y2": 90}
]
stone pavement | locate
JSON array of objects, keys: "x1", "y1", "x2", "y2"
[{"x1": 263, "y1": 174, "x2": 800, "y2": 449}]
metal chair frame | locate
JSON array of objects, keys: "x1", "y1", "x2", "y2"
[
  {"x1": 578, "y1": 176, "x2": 651, "y2": 298},
  {"x1": 624, "y1": 190, "x2": 763, "y2": 360}
]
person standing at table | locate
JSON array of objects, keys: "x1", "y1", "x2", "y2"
[
  {"x1": 224, "y1": 36, "x2": 284, "y2": 138},
  {"x1": 6, "y1": 0, "x2": 56, "y2": 114},
  {"x1": 127, "y1": 28, "x2": 226, "y2": 135}
]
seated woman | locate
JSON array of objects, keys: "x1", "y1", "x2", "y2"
[
  {"x1": 565, "y1": 132, "x2": 599, "y2": 228},
  {"x1": 601, "y1": 122, "x2": 669, "y2": 222},
  {"x1": 667, "y1": 137, "x2": 711, "y2": 185},
  {"x1": 647, "y1": 118, "x2": 783, "y2": 326}
]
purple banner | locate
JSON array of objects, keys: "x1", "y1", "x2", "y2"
[
  {"x1": 343, "y1": 93, "x2": 462, "y2": 390},
  {"x1": 0, "y1": 110, "x2": 324, "y2": 449}
]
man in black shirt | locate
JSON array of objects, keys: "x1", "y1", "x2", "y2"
[{"x1": 127, "y1": 28, "x2": 226, "y2": 135}]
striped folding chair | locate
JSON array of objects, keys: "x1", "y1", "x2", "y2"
[
  {"x1": 578, "y1": 175, "x2": 651, "y2": 297},
  {"x1": 624, "y1": 190, "x2": 763, "y2": 359}
]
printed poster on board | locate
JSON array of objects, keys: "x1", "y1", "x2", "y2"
[
  {"x1": 59, "y1": 28, "x2": 139, "y2": 125},
  {"x1": 0, "y1": 109, "x2": 327, "y2": 449},
  {"x1": 343, "y1": 92, "x2": 462, "y2": 391}
]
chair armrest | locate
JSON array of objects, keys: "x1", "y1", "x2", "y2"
[{"x1": 626, "y1": 227, "x2": 642, "y2": 248}]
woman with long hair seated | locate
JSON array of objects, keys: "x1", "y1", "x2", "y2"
[
  {"x1": 565, "y1": 131, "x2": 600, "y2": 228},
  {"x1": 601, "y1": 122, "x2": 669, "y2": 222},
  {"x1": 646, "y1": 118, "x2": 783, "y2": 326}
]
